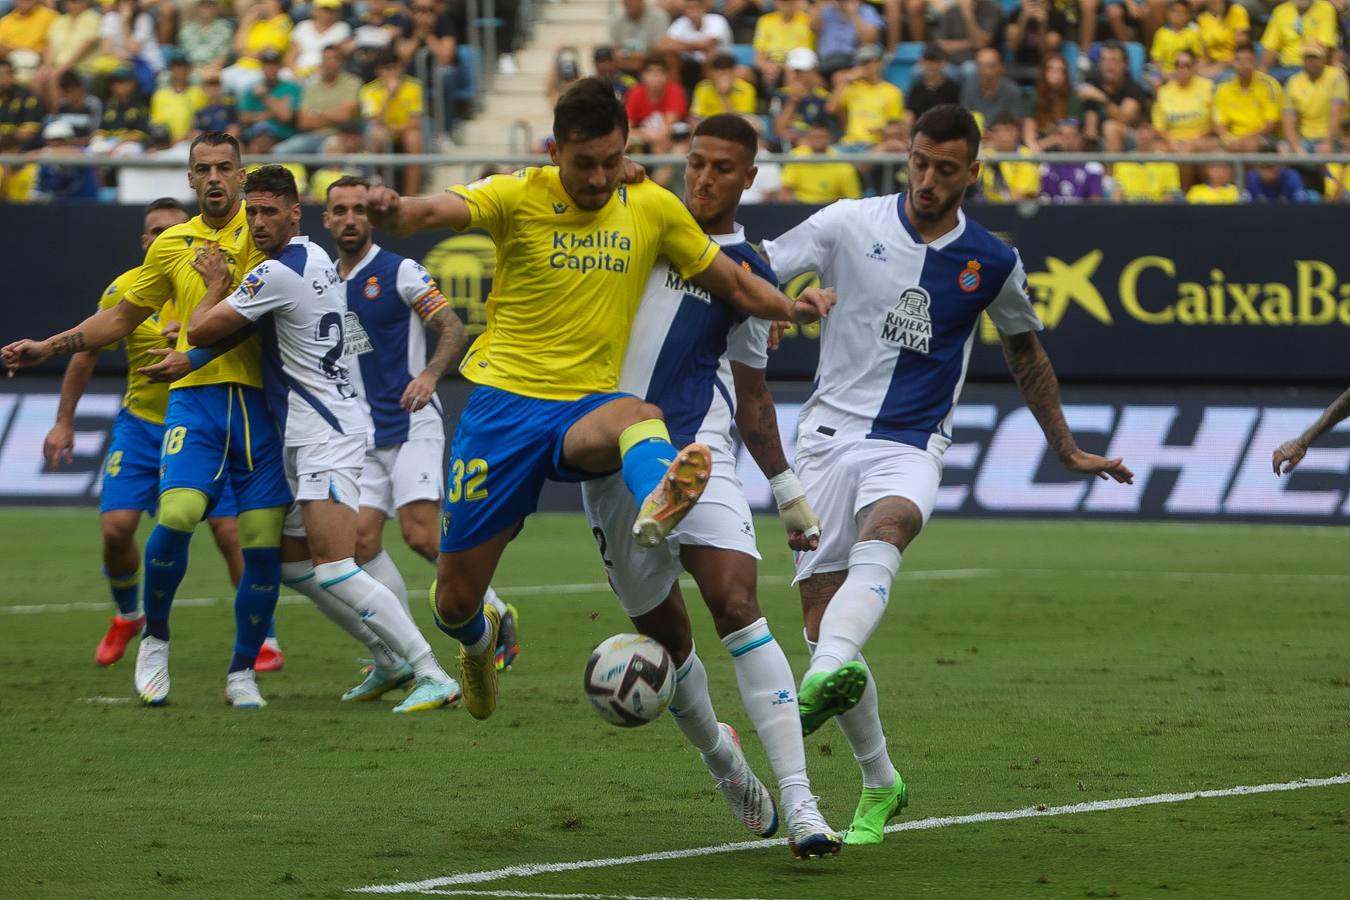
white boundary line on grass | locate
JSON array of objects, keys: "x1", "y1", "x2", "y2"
[
  {"x1": 415, "y1": 892, "x2": 796, "y2": 900},
  {"x1": 351, "y1": 774, "x2": 1350, "y2": 895}
]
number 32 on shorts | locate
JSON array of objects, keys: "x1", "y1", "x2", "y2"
[{"x1": 447, "y1": 457, "x2": 488, "y2": 503}]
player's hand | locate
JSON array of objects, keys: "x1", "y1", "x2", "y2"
[
  {"x1": 1063, "y1": 450, "x2": 1133, "y2": 484},
  {"x1": 621, "y1": 156, "x2": 647, "y2": 184},
  {"x1": 190, "y1": 243, "x2": 230, "y2": 292},
  {"x1": 161, "y1": 320, "x2": 181, "y2": 342},
  {"x1": 138, "y1": 348, "x2": 193, "y2": 383},
  {"x1": 367, "y1": 185, "x2": 402, "y2": 229},
  {"x1": 43, "y1": 422, "x2": 75, "y2": 468},
  {"x1": 767, "y1": 320, "x2": 788, "y2": 351},
  {"x1": 1, "y1": 338, "x2": 53, "y2": 375},
  {"x1": 401, "y1": 371, "x2": 438, "y2": 411},
  {"x1": 770, "y1": 471, "x2": 820, "y2": 551},
  {"x1": 790, "y1": 287, "x2": 835, "y2": 325},
  {"x1": 1272, "y1": 438, "x2": 1309, "y2": 476}
]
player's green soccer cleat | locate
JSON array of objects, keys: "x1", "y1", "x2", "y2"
[
  {"x1": 495, "y1": 602, "x2": 520, "y2": 671},
  {"x1": 392, "y1": 675, "x2": 462, "y2": 713},
  {"x1": 797, "y1": 661, "x2": 868, "y2": 735},
  {"x1": 456, "y1": 602, "x2": 501, "y2": 720},
  {"x1": 341, "y1": 662, "x2": 414, "y2": 702},
  {"x1": 843, "y1": 774, "x2": 909, "y2": 846}
]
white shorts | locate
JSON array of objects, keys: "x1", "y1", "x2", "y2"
[
  {"x1": 793, "y1": 431, "x2": 943, "y2": 583},
  {"x1": 358, "y1": 437, "x2": 445, "y2": 518},
  {"x1": 581, "y1": 457, "x2": 761, "y2": 619},
  {"x1": 282, "y1": 433, "x2": 366, "y2": 538}
]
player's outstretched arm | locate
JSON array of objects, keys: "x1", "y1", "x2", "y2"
[
  {"x1": 732, "y1": 360, "x2": 820, "y2": 552},
  {"x1": 44, "y1": 350, "x2": 100, "y2": 468},
  {"x1": 2, "y1": 300, "x2": 152, "y2": 376},
  {"x1": 367, "y1": 186, "x2": 471, "y2": 235},
  {"x1": 999, "y1": 329, "x2": 1134, "y2": 484},
  {"x1": 1272, "y1": 387, "x2": 1350, "y2": 476},
  {"x1": 691, "y1": 252, "x2": 836, "y2": 323}
]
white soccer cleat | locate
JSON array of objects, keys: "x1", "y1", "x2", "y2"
[
  {"x1": 224, "y1": 669, "x2": 267, "y2": 709},
  {"x1": 786, "y1": 795, "x2": 843, "y2": 860},
  {"x1": 709, "y1": 723, "x2": 779, "y2": 837},
  {"x1": 134, "y1": 636, "x2": 170, "y2": 706}
]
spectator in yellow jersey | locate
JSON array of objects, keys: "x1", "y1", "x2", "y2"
[
  {"x1": 223, "y1": 0, "x2": 294, "y2": 96},
  {"x1": 32, "y1": 0, "x2": 101, "y2": 110},
  {"x1": 151, "y1": 55, "x2": 208, "y2": 145},
  {"x1": 361, "y1": 48, "x2": 426, "y2": 194},
  {"x1": 1152, "y1": 51, "x2": 1216, "y2": 151},
  {"x1": 1281, "y1": 42, "x2": 1347, "y2": 153},
  {"x1": 1194, "y1": 0, "x2": 1249, "y2": 77},
  {"x1": 980, "y1": 114, "x2": 1040, "y2": 202},
  {"x1": 691, "y1": 52, "x2": 757, "y2": 120},
  {"x1": 1213, "y1": 46, "x2": 1283, "y2": 152},
  {"x1": 753, "y1": 0, "x2": 815, "y2": 89},
  {"x1": 779, "y1": 120, "x2": 863, "y2": 202},
  {"x1": 1261, "y1": 0, "x2": 1338, "y2": 80},
  {"x1": 829, "y1": 43, "x2": 904, "y2": 147},
  {"x1": 1185, "y1": 161, "x2": 1243, "y2": 203},
  {"x1": 0, "y1": 0, "x2": 59, "y2": 80},
  {"x1": 1110, "y1": 127, "x2": 1183, "y2": 201},
  {"x1": 1150, "y1": 1, "x2": 1204, "y2": 81}
]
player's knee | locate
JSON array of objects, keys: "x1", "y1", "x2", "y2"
[
  {"x1": 354, "y1": 530, "x2": 381, "y2": 564},
  {"x1": 707, "y1": 584, "x2": 761, "y2": 636},
  {"x1": 634, "y1": 402, "x2": 665, "y2": 425},
  {"x1": 433, "y1": 576, "x2": 480, "y2": 624},
  {"x1": 100, "y1": 516, "x2": 138, "y2": 552},
  {"x1": 236, "y1": 506, "x2": 286, "y2": 549},
  {"x1": 157, "y1": 488, "x2": 208, "y2": 532},
  {"x1": 400, "y1": 523, "x2": 437, "y2": 563}
]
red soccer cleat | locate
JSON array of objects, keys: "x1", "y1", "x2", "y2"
[
  {"x1": 95, "y1": 616, "x2": 144, "y2": 666},
  {"x1": 255, "y1": 639, "x2": 286, "y2": 673}
]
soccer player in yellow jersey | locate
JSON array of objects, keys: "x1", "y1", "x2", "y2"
[
  {"x1": 368, "y1": 77, "x2": 834, "y2": 720},
  {"x1": 41, "y1": 198, "x2": 245, "y2": 667},
  {"x1": 2, "y1": 132, "x2": 292, "y2": 708}
]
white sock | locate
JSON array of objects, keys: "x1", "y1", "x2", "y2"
[
  {"x1": 806, "y1": 636, "x2": 898, "y2": 789},
  {"x1": 484, "y1": 585, "x2": 507, "y2": 617},
  {"x1": 806, "y1": 540, "x2": 901, "y2": 680},
  {"x1": 282, "y1": 560, "x2": 401, "y2": 668},
  {"x1": 668, "y1": 649, "x2": 736, "y2": 779},
  {"x1": 362, "y1": 549, "x2": 410, "y2": 617},
  {"x1": 314, "y1": 559, "x2": 450, "y2": 682},
  {"x1": 722, "y1": 618, "x2": 812, "y2": 813}
]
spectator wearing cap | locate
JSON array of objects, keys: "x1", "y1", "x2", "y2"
[
  {"x1": 1039, "y1": 118, "x2": 1105, "y2": 202},
  {"x1": 1077, "y1": 40, "x2": 1150, "y2": 153},
  {"x1": 273, "y1": 44, "x2": 361, "y2": 153},
  {"x1": 398, "y1": 0, "x2": 463, "y2": 135},
  {"x1": 1260, "y1": 0, "x2": 1338, "y2": 82},
  {"x1": 753, "y1": 0, "x2": 814, "y2": 89},
  {"x1": 1281, "y1": 42, "x2": 1346, "y2": 154},
  {"x1": 593, "y1": 46, "x2": 638, "y2": 100},
  {"x1": 1151, "y1": 50, "x2": 1215, "y2": 152},
  {"x1": 191, "y1": 71, "x2": 238, "y2": 138},
  {"x1": 932, "y1": 0, "x2": 1002, "y2": 70},
  {"x1": 1109, "y1": 126, "x2": 1182, "y2": 201},
  {"x1": 0, "y1": 56, "x2": 42, "y2": 148},
  {"x1": 1185, "y1": 161, "x2": 1242, "y2": 202},
  {"x1": 612, "y1": 0, "x2": 670, "y2": 76},
  {"x1": 289, "y1": 0, "x2": 353, "y2": 79},
  {"x1": 239, "y1": 47, "x2": 302, "y2": 142},
  {"x1": 1194, "y1": 0, "x2": 1249, "y2": 78},
  {"x1": 1213, "y1": 45, "x2": 1283, "y2": 152},
  {"x1": 959, "y1": 47, "x2": 1021, "y2": 130},
  {"x1": 32, "y1": 0, "x2": 100, "y2": 110},
  {"x1": 360, "y1": 47, "x2": 425, "y2": 193},
  {"x1": 690, "y1": 51, "x2": 757, "y2": 120},
  {"x1": 813, "y1": 0, "x2": 883, "y2": 81},
  {"x1": 179, "y1": 0, "x2": 235, "y2": 78},
  {"x1": 36, "y1": 118, "x2": 99, "y2": 201},
  {"x1": 1023, "y1": 53, "x2": 1088, "y2": 151},
  {"x1": 1247, "y1": 151, "x2": 1311, "y2": 201},
  {"x1": 1149, "y1": 1, "x2": 1203, "y2": 83},
  {"x1": 828, "y1": 43, "x2": 903, "y2": 147},
  {"x1": 979, "y1": 114, "x2": 1039, "y2": 202},
  {"x1": 0, "y1": 0, "x2": 58, "y2": 82},
  {"x1": 1006, "y1": 0, "x2": 1071, "y2": 85},
  {"x1": 50, "y1": 68, "x2": 101, "y2": 141},
  {"x1": 547, "y1": 46, "x2": 583, "y2": 106},
  {"x1": 779, "y1": 119, "x2": 863, "y2": 202},
  {"x1": 92, "y1": 0, "x2": 163, "y2": 95},
  {"x1": 657, "y1": 0, "x2": 733, "y2": 91},
  {"x1": 624, "y1": 52, "x2": 688, "y2": 152},
  {"x1": 905, "y1": 44, "x2": 960, "y2": 120},
  {"x1": 771, "y1": 47, "x2": 835, "y2": 145},
  {"x1": 150, "y1": 54, "x2": 207, "y2": 144},
  {"x1": 91, "y1": 65, "x2": 150, "y2": 155}
]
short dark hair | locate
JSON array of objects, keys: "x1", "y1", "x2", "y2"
[
  {"x1": 642, "y1": 52, "x2": 667, "y2": 72},
  {"x1": 912, "y1": 104, "x2": 981, "y2": 159},
  {"x1": 57, "y1": 70, "x2": 81, "y2": 89},
  {"x1": 552, "y1": 77, "x2": 628, "y2": 147},
  {"x1": 325, "y1": 174, "x2": 372, "y2": 201},
  {"x1": 244, "y1": 164, "x2": 299, "y2": 203},
  {"x1": 1098, "y1": 40, "x2": 1126, "y2": 61},
  {"x1": 145, "y1": 197, "x2": 188, "y2": 217},
  {"x1": 692, "y1": 113, "x2": 758, "y2": 162},
  {"x1": 189, "y1": 131, "x2": 242, "y2": 165}
]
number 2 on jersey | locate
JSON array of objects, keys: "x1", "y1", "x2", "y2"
[{"x1": 447, "y1": 457, "x2": 489, "y2": 503}]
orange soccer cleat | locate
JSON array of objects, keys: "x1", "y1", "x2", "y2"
[{"x1": 95, "y1": 616, "x2": 144, "y2": 666}]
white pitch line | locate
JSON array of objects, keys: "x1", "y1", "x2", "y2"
[
  {"x1": 0, "y1": 594, "x2": 313, "y2": 615},
  {"x1": 416, "y1": 891, "x2": 794, "y2": 900},
  {"x1": 352, "y1": 774, "x2": 1350, "y2": 895}
]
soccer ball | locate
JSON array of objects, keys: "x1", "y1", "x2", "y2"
[{"x1": 583, "y1": 633, "x2": 675, "y2": 727}]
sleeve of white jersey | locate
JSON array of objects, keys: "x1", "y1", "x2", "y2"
[
  {"x1": 726, "y1": 317, "x2": 771, "y2": 369},
  {"x1": 396, "y1": 257, "x2": 451, "y2": 321},
  {"x1": 226, "y1": 262, "x2": 298, "y2": 321},
  {"x1": 759, "y1": 202, "x2": 843, "y2": 283},
  {"x1": 986, "y1": 249, "x2": 1043, "y2": 335}
]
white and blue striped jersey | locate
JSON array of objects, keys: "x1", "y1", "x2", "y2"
[
  {"x1": 340, "y1": 243, "x2": 446, "y2": 449},
  {"x1": 620, "y1": 226, "x2": 773, "y2": 459},
  {"x1": 226, "y1": 236, "x2": 368, "y2": 446},
  {"x1": 763, "y1": 195, "x2": 1042, "y2": 456}
]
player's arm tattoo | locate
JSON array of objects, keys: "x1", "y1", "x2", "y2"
[
  {"x1": 732, "y1": 361, "x2": 790, "y2": 479},
  {"x1": 50, "y1": 332, "x2": 87, "y2": 357},
  {"x1": 1296, "y1": 387, "x2": 1350, "y2": 448},
  {"x1": 421, "y1": 306, "x2": 467, "y2": 378},
  {"x1": 999, "y1": 330, "x2": 1079, "y2": 461}
]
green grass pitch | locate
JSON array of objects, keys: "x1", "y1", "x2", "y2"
[{"x1": 3, "y1": 509, "x2": 1349, "y2": 899}]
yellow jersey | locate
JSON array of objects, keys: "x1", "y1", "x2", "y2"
[
  {"x1": 981, "y1": 148, "x2": 1041, "y2": 202},
  {"x1": 234, "y1": 15, "x2": 293, "y2": 70},
  {"x1": 1284, "y1": 67, "x2": 1349, "y2": 140},
  {"x1": 690, "y1": 78, "x2": 758, "y2": 117},
  {"x1": 839, "y1": 79, "x2": 904, "y2": 143},
  {"x1": 1112, "y1": 161, "x2": 1182, "y2": 202},
  {"x1": 1186, "y1": 183, "x2": 1242, "y2": 204},
  {"x1": 1152, "y1": 77, "x2": 1214, "y2": 140},
  {"x1": 0, "y1": 4, "x2": 57, "y2": 53},
  {"x1": 1261, "y1": 0, "x2": 1338, "y2": 68},
  {"x1": 150, "y1": 85, "x2": 207, "y2": 142},
  {"x1": 359, "y1": 77, "x2": 424, "y2": 130},
  {"x1": 753, "y1": 11, "x2": 815, "y2": 63},
  {"x1": 781, "y1": 146, "x2": 863, "y2": 204},
  {"x1": 99, "y1": 268, "x2": 172, "y2": 424},
  {"x1": 1196, "y1": 5, "x2": 1250, "y2": 63},
  {"x1": 1150, "y1": 25, "x2": 1205, "y2": 74},
  {"x1": 1213, "y1": 71, "x2": 1283, "y2": 137},
  {"x1": 124, "y1": 202, "x2": 266, "y2": 390},
  {"x1": 449, "y1": 167, "x2": 718, "y2": 401}
]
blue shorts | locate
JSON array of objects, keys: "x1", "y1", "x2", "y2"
[
  {"x1": 440, "y1": 385, "x2": 629, "y2": 553},
  {"x1": 100, "y1": 408, "x2": 163, "y2": 515},
  {"x1": 160, "y1": 384, "x2": 292, "y2": 516}
]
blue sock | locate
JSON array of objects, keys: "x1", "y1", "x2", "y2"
[
  {"x1": 105, "y1": 567, "x2": 141, "y2": 618},
  {"x1": 142, "y1": 526, "x2": 192, "y2": 641},
  {"x1": 432, "y1": 598, "x2": 488, "y2": 650},
  {"x1": 620, "y1": 431, "x2": 677, "y2": 501},
  {"x1": 267, "y1": 618, "x2": 277, "y2": 639},
  {"x1": 230, "y1": 546, "x2": 281, "y2": 673}
]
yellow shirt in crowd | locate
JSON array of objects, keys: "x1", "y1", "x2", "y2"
[
  {"x1": 1213, "y1": 71, "x2": 1283, "y2": 137},
  {"x1": 235, "y1": 14, "x2": 293, "y2": 70},
  {"x1": 781, "y1": 146, "x2": 863, "y2": 204},
  {"x1": 1284, "y1": 66, "x2": 1349, "y2": 140},
  {"x1": 690, "y1": 78, "x2": 758, "y2": 118},
  {"x1": 753, "y1": 10, "x2": 815, "y2": 63},
  {"x1": 1261, "y1": 0, "x2": 1338, "y2": 68},
  {"x1": 0, "y1": 2, "x2": 58, "y2": 52},
  {"x1": 150, "y1": 85, "x2": 208, "y2": 142},
  {"x1": 980, "y1": 148, "x2": 1040, "y2": 202},
  {"x1": 1150, "y1": 24, "x2": 1204, "y2": 74},
  {"x1": 1186, "y1": 183, "x2": 1242, "y2": 204},
  {"x1": 1153, "y1": 76, "x2": 1215, "y2": 140},
  {"x1": 1196, "y1": 4, "x2": 1250, "y2": 63},
  {"x1": 1113, "y1": 161, "x2": 1182, "y2": 202},
  {"x1": 360, "y1": 76, "x2": 424, "y2": 130},
  {"x1": 839, "y1": 79, "x2": 904, "y2": 143}
]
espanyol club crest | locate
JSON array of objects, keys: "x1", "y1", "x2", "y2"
[
  {"x1": 959, "y1": 260, "x2": 981, "y2": 293},
  {"x1": 363, "y1": 276, "x2": 380, "y2": 299}
]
